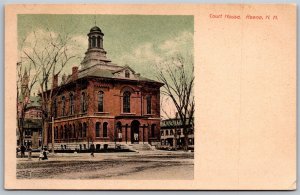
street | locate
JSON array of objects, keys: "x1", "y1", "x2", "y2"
[{"x1": 17, "y1": 150, "x2": 194, "y2": 180}]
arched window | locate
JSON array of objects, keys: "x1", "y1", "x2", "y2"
[
  {"x1": 100, "y1": 37, "x2": 103, "y2": 48},
  {"x1": 81, "y1": 92, "x2": 87, "y2": 113},
  {"x1": 54, "y1": 127, "x2": 56, "y2": 139},
  {"x1": 98, "y1": 91, "x2": 104, "y2": 112},
  {"x1": 123, "y1": 91, "x2": 131, "y2": 113},
  {"x1": 73, "y1": 124, "x2": 76, "y2": 138},
  {"x1": 103, "y1": 122, "x2": 108, "y2": 137},
  {"x1": 60, "y1": 126, "x2": 63, "y2": 139},
  {"x1": 83, "y1": 123, "x2": 87, "y2": 138},
  {"x1": 53, "y1": 99, "x2": 57, "y2": 118},
  {"x1": 69, "y1": 93, "x2": 74, "y2": 115},
  {"x1": 125, "y1": 70, "x2": 130, "y2": 78},
  {"x1": 79, "y1": 123, "x2": 82, "y2": 138},
  {"x1": 61, "y1": 96, "x2": 66, "y2": 116},
  {"x1": 64, "y1": 125, "x2": 67, "y2": 139},
  {"x1": 97, "y1": 36, "x2": 100, "y2": 48},
  {"x1": 92, "y1": 36, "x2": 96, "y2": 47},
  {"x1": 95, "y1": 122, "x2": 100, "y2": 137},
  {"x1": 146, "y1": 95, "x2": 151, "y2": 114},
  {"x1": 117, "y1": 122, "x2": 122, "y2": 139},
  {"x1": 69, "y1": 124, "x2": 72, "y2": 138},
  {"x1": 151, "y1": 124, "x2": 156, "y2": 138}
]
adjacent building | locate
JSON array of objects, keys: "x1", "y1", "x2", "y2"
[
  {"x1": 22, "y1": 97, "x2": 43, "y2": 148},
  {"x1": 17, "y1": 69, "x2": 43, "y2": 148},
  {"x1": 160, "y1": 118, "x2": 194, "y2": 150},
  {"x1": 44, "y1": 26, "x2": 163, "y2": 150}
]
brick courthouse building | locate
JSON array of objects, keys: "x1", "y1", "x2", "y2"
[{"x1": 46, "y1": 26, "x2": 163, "y2": 150}]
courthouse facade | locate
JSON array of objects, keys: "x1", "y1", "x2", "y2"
[{"x1": 46, "y1": 26, "x2": 163, "y2": 150}]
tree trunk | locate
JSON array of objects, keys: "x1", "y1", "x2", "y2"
[
  {"x1": 43, "y1": 121, "x2": 49, "y2": 147},
  {"x1": 19, "y1": 130, "x2": 24, "y2": 146},
  {"x1": 184, "y1": 133, "x2": 189, "y2": 151},
  {"x1": 18, "y1": 118, "x2": 25, "y2": 146}
]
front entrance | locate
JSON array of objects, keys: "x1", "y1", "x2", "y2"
[{"x1": 131, "y1": 120, "x2": 140, "y2": 144}]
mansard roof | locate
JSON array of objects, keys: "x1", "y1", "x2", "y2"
[{"x1": 63, "y1": 63, "x2": 163, "y2": 86}]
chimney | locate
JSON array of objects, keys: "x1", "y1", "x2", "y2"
[
  {"x1": 72, "y1": 66, "x2": 79, "y2": 80},
  {"x1": 53, "y1": 74, "x2": 58, "y2": 88},
  {"x1": 62, "y1": 73, "x2": 66, "y2": 84}
]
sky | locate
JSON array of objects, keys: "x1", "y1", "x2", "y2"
[{"x1": 18, "y1": 14, "x2": 194, "y2": 118}]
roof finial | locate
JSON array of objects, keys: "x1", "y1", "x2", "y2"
[{"x1": 94, "y1": 15, "x2": 96, "y2": 26}]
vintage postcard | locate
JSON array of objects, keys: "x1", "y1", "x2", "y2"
[{"x1": 4, "y1": 4, "x2": 296, "y2": 190}]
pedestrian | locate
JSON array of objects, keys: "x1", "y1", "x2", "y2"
[
  {"x1": 90, "y1": 144, "x2": 95, "y2": 157},
  {"x1": 20, "y1": 145, "x2": 26, "y2": 158},
  {"x1": 38, "y1": 150, "x2": 43, "y2": 161},
  {"x1": 42, "y1": 148, "x2": 48, "y2": 160}
]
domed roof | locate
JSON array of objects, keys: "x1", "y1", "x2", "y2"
[{"x1": 90, "y1": 26, "x2": 102, "y2": 32}]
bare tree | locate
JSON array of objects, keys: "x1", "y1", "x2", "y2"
[
  {"x1": 157, "y1": 56, "x2": 194, "y2": 151},
  {"x1": 21, "y1": 28, "x2": 77, "y2": 147}
]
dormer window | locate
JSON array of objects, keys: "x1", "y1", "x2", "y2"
[{"x1": 125, "y1": 70, "x2": 130, "y2": 78}]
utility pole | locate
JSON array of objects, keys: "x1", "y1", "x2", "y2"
[
  {"x1": 114, "y1": 123, "x2": 117, "y2": 149},
  {"x1": 51, "y1": 117, "x2": 54, "y2": 153},
  {"x1": 174, "y1": 112, "x2": 178, "y2": 150}
]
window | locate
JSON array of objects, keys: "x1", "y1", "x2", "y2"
[
  {"x1": 166, "y1": 130, "x2": 169, "y2": 136},
  {"x1": 95, "y1": 122, "x2": 100, "y2": 137},
  {"x1": 73, "y1": 124, "x2": 76, "y2": 138},
  {"x1": 97, "y1": 36, "x2": 100, "y2": 48},
  {"x1": 64, "y1": 125, "x2": 68, "y2": 139},
  {"x1": 60, "y1": 126, "x2": 63, "y2": 139},
  {"x1": 146, "y1": 96, "x2": 151, "y2": 114},
  {"x1": 177, "y1": 129, "x2": 181, "y2": 135},
  {"x1": 61, "y1": 96, "x2": 66, "y2": 116},
  {"x1": 25, "y1": 129, "x2": 31, "y2": 136},
  {"x1": 170, "y1": 129, "x2": 174, "y2": 135},
  {"x1": 53, "y1": 99, "x2": 57, "y2": 118},
  {"x1": 98, "y1": 91, "x2": 104, "y2": 112},
  {"x1": 69, "y1": 124, "x2": 72, "y2": 138},
  {"x1": 69, "y1": 93, "x2": 74, "y2": 115},
  {"x1": 151, "y1": 124, "x2": 156, "y2": 137},
  {"x1": 161, "y1": 131, "x2": 164, "y2": 136},
  {"x1": 123, "y1": 91, "x2": 131, "y2": 113},
  {"x1": 81, "y1": 92, "x2": 87, "y2": 113},
  {"x1": 103, "y1": 122, "x2": 108, "y2": 137},
  {"x1": 92, "y1": 36, "x2": 96, "y2": 47},
  {"x1": 83, "y1": 123, "x2": 87, "y2": 138},
  {"x1": 125, "y1": 70, "x2": 130, "y2": 78},
  {"x1": 55, "y1": 127, "x2": 58, "y2": 139},
  {"x1": 79, "y1": 123, "x2": 82, "y2": 138},
  {"x1": 100, "y1": 37, "x2": 103, "y2": 48}
]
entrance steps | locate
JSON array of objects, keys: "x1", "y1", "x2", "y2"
[{"x1": 126, "y1": 143, "x2": 154, "y2": 151}]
